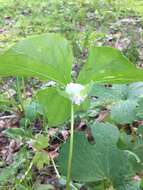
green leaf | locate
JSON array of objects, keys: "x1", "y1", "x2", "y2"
[
  {"x1": 25, "y1": 101, "x2": 43, "y2": 121},
  {"x1": 33, "y1": 151, "x2": 49, "y2": 170},
  {"x1": 0, "y1": 94, "x2": 11, "y2": 105},
  {"x1": 128, "y1": 82, "x2": 143, "y2": 100},
  {"x1": 116, "y1": 133, "x2": 143, "y2": 173},
  {"x1": 0, "y1": 33, "x2": 73, "y2": 85},
  {"x1": 36, "y1": 87, "x2": 71, "y2": 126},
  {"x1": 116, "y1": 181, "x2": 140, "y2": 190},
  {"x1": 77, "y1": 47, "x2": 143, "y2": 84},
  {"x1": 3, "y1": 128, "x2": 29, "y2": 139},
  {"x1": 111, "y1": 100, "x2": 138, "y2": 124},
  {"x1": 58, "y1": 123, "x2": 137, "y2": 189},
  {"x1": 86, "y1": 181, "x2": 110, "y2": 190},
  {"x1": 131, "y1": 137, "x2": 143, "y2": 172},
  {"x1": 136, "y1": 98, "x2": 143, "y2": 119},
  {"x1": 33, "y1": 134, "x2": 48, "y2": 150},
  {"x1": 117, "y1": 131, "x2": 133, "y2": 150},
  {"x1": 89, "y1": 84, "x2": 128, "y2": 107},
  {"x1": 89, "y1": 84, "x2": 127, "y2": 99},
  {"x1": 89, "y1": 83, "x2": 143, "y2": 124}
]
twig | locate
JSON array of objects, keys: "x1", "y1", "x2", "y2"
[
  {"x1": 0, "y1": 115, "x2": 18, "y2": 120},
  {"x1": 51, "y1": 158, "x2": 60, "y2": 179}
]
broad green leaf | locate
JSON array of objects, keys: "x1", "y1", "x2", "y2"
[
  {"x1": 111, "y1": 100, "x2": 137, "y2": 124},
  {"x1": 77, "y1": 47, "x2": 143, "y2": 84},
  {"x1": 116, "y1": 131, "x2": 143, "y2": 173},
  {"x1": 89, "y1": 84, "x2": 127, "y2": 99},
  {"x1": 36, "y1": 87, "x2": 71, "y2": 126},
  {"x1": 116, "y1": 181, "x2": 140, "y2": 190},
  {"x1": 85, "y1": 181, "x2": 111, "y2": 190},
  {"x1": 110, "y1": 83, "x2": 143, "y2": 124},
  {"x1": 58, "y1": 123, "x2": 137, "y2": 189},
  {"x1": 0, "y1": 33, "x2": 73, "y2": 85},
  {"x1": 89, "y1": 82, "x2": 143, "y2": 124},
  {"x1": 128, "y1": 82, "x2": 143, "y2": 100},
  {"x1": 89, "y1": 84, "x2": 127, "y2": 107}
]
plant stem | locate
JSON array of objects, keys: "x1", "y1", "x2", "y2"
[
  {"x1": 19, "y1": 161, "x2": 33, "y2": 184},
  {"x1": 51, "y1": 157, "x2": 78, "y2": 190},
  {"x1": 51, "y1": 158, "x2": 61, "y2": 179},
  {"x1": 16, "y1": 76, "x2": 24, "y2": 111},
  {"x1": 66, "y1": 103, "x2": 74, "y2": 190}
]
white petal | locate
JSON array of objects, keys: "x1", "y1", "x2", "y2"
[{"x1": 65, "y1": 83, "x2": 87, "y2": 105}]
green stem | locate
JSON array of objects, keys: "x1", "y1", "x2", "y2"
[
  {"x1": 16, "y1": 76, "x2": 24, "y2": 111},
  {"x1": 66, "y1": 103, "x2": 74, "y2": 190}
]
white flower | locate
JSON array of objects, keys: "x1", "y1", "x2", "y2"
[{"x1": 65, "y1": 83, "x2": 87, "y2": 105}]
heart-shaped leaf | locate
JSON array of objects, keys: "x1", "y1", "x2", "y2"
[{"x1": 58, "y1": 123, "x2": 137, "y2": 189}]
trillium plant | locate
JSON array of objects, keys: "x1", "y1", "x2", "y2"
[{"x1": 1, "y1": 33, "x2": 143, "y2": 189}]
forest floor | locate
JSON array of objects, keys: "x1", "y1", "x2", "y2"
[{"x1": 1, "y1": 0, "x2": 143, "y2": 190}]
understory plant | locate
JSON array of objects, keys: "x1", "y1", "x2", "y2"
[{"x1": 1, "y1": 33, "x2": 143, "y2": 189}]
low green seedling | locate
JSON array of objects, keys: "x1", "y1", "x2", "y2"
[{"x1": 1, "y1": 33, "x2": 143, "y2": 189}]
